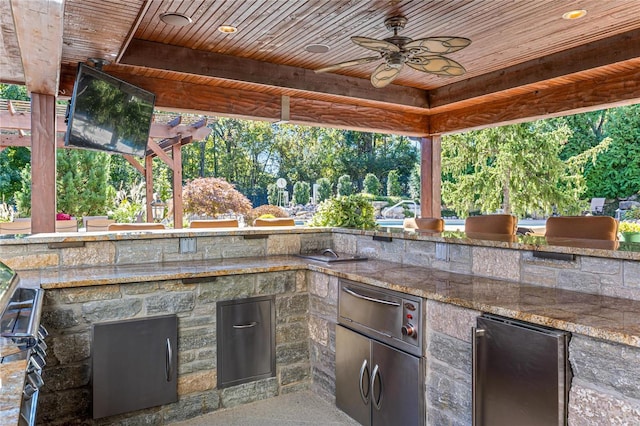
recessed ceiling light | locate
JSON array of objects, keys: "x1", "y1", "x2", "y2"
[
  {"x1": 160, "y1": 12, "x2": 193, "y2": 27},
  {"x1": 305, "y1": 44, "x2": 330, "y2": 54},
  {"x1": 562, "y1": 9, "x2": 587, "y2": 20},
  {"x1": 218, "y1": 25, "x2": 238, "y2": 34}
]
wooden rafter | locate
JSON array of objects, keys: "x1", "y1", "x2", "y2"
[{"x1": 10, "y1": 0, "x2": 64, "y2": 95}]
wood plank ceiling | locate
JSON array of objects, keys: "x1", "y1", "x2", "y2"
[{"x1": 2, "y1": 0, "x2": 640, "y2": 136}]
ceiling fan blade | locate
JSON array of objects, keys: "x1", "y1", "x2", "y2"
[
  {"x1": 352, "y1": 36, "x2": 400, "y2": 53},
  {"x1": 405, "y1": 37, "x2": 471, "y2": 54},
  {"x1": 314, "y1": 56, "x2": 380, "y2": 73},
  {"x1": 407, "y1": 55, "x2": 467, "y2": 76},
  {"x1": 370, "y1": 63, "x2": 402, "y2": 88}
]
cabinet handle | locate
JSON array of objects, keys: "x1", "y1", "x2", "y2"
[
  {"x1": 371, "y1": 364, "x2": 382, "y2": 410},
  {"x1": 233, "y1": 321, "x2": 258, "y2": 329},
  {"x1": 343, "y1": 287, "x2": 400, "y2": 307},
  {"x1": 359, "y1": 359, "x2": 370, "y2": 404},
  {"x1": 472, "y1": 327, "x2": 485, "y2": 426},
  {"x1": 165, "y1": 338, "x2": 173, "y2": 382}
]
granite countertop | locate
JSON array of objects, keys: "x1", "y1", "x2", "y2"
[
  {"x1": 17, "y1": 255, "x2": 640, "y2": 348},
  {"x1": 2, "y1": 255, "x2": 639, "y2": 425}
]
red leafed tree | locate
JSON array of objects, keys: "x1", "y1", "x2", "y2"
[{"x1": 183, "y1": 177, "x2": 252, "y2": 217}]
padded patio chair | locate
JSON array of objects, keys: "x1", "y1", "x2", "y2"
[
  {"x1": 0, "y1": 220, "x2": 32, "y2": 235},
  {"x1": 464, "y1": 214, "x2": 518, "y2": 235},
  {"x1": 252, "y1": 218, "x2": 295, "y2": 227},
  {"x1": 403, "y1": 217, "x2": 445, "y2": 232},
  {"x1": 85, "y1": 218, "x2": 115, "y2": 232},
  {"x1": 108, "y1": 223, "x2": 166, "y2": 231},
  {"x1": 189, "y1": 219, "x2": 239, "y2": 228},
  {"x1": 55, "y1": 219, "x2": 78, "y2": 232},
  {"x1": 545, "y1": 216, "x2": 618, "y2": 241}
]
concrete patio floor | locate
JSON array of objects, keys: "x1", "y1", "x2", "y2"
[{"x1": 171, "y1": 391, "x2": 360, "y2": 426}]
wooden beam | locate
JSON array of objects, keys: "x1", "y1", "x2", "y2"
[
  {"x1": 10, "y1": 0, "x2": 64, "y2": 95},
  {"x1": 147, "y1": 138, "x2": 174, "y2": 170},
  {"x1": 431, "y1": 66, "x2": 640, "y2": 135},
  {"x1": 30, "y1": 93, "x2": 56, "y2": 233},
  {"x1": 145, "y1": 155, "x2": 153, "y2": 223},
  {"x1": 429, "y1": 29, "x2": 640, "y2": 110},
  {"x1": 65, "y1": 72, "x2": 430, "y2": 136},
  {"x1": 290, "y1": 98, "x2": 430, "y2": 137},
  {"x1": 171, "y1": 143, "x2": 183, "y2": 229},
  {"x1": 420, "y1": 136, "x2": 441, "y2": 219},
  {"x1": 120, "y1": 39, "x2": 429, "y2": 112},
  {"x1": 123, "y1": 155, "x2": 145, "y2": 175}
]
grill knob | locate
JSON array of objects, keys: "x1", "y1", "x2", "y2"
[{"x1": 401, "y1": 323, "x2": 416, "y2": 337}]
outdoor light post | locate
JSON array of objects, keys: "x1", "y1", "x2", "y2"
[{"x1": 151, "y1": 195, "x2": 166, "y2": 222}]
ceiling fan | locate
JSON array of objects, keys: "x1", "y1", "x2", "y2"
[{"x1": 315, "y1": 15, "x2": 471, "y2": 88}]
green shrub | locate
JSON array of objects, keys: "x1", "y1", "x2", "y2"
[
  {"x1": 624, "y1": 206, "x2": 640, "y2": 220},
  {"x1": 363, "y1": 173, "x2": 382, "y2": 196},
  {"x1": 337, "y1": 175, "x2": 354, "y2": 196},
  {"x1": 386, "y1": 170, "x2": 402, "y2": 197},
  {"x1": 292, "y1": 181, "x2": 310, "y2": 205},
  {"x1": 308, "y1": 194, "x2": 378, "y2": 230},
  {"x1": 267, "y1": 183, "x2": 279, "y2": 205},
  {"x1": 316, "y1": 177, "x2": 332, "y2": 202}
]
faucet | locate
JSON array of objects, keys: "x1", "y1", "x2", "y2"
[{"x1": 322, "y1": 248, "x2": 339, "y2": 258}]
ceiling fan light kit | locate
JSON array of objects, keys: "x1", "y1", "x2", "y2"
[{"x1": 315, "y1": 15, "x2": 470, "y2": 88}]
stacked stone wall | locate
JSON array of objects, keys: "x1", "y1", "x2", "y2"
[{"x1": 37, "y1": 270, "x2": 309, "y2": 425}]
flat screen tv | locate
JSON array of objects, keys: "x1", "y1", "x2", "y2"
[{"x1": 64, "y1": 63, "x2": 156, "y2": 157}]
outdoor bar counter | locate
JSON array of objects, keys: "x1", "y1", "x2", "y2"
[{"x1": 1, "y1": 227, "x2": 639, "y2": 425}]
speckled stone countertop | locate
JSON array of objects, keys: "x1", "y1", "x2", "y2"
[
  {"x1": 17, "y1": 255, "x2": 640, "y2": 347},
  {"x1": 2, "y1": 255, "x2": 639, "y2": 425}
]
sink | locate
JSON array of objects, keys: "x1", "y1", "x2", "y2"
[{"x1": 296, "y1": 250, "x2": 368, "y2": 263}]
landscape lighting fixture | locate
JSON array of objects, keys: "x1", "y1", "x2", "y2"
[
  {"x1": 218, "y1": 25, "x2": 238, "y2": 34},
  {"x1": 562, "y1": 9, "x2": 587, "y2": 20},
  {"x1": 160, "y1": 12, "x2": 193, "y2": 27}
]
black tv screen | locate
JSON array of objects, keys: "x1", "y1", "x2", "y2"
[{"x1": 64, "y1": 63, "x2": 155, "y2": 157}]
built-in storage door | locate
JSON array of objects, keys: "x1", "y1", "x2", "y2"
[
  {"x1": 92, "y1": 314, "x2": 178, "y2": 419},
  {"x1": 371, "y1": 340, "x2": 422, "y2": 426},
  {"x1": 336, "y1": 325, "x2": 371, "y2": 426},
  {"x1": 217, "y1": 295, "x2": 275, "y2": 388},
  {"x1": 474, "y1": 315, "x2": 569, "y2": 426}
]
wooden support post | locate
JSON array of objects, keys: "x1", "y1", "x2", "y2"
[
  {"x1": 420, "y1": 136, "x2": 442, "y2": 218},
  {"x1": 30, "y1": 93, "x2": 57, "y2": 233},
  {"x1": 172, "y1": 143, "x2": 183, "y2": 229},
  {"x1": 145, "y1": 155, "x2": 154, "y2": 222}
]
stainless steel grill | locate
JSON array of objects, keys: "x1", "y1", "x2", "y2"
[{"x1": 0, "y1": 261, "x2": 47, "y2": 426}]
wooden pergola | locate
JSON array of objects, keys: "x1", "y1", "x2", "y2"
[{"x1": 1, "y1": 1, "x2": 639, "y2": 233}]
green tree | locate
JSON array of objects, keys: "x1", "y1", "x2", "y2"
[
  {"x1": 292, "y1": 181, "x2": 310, "y2": 205},
  {"x1": 363, "y1": 173, "x2": 382, "y2": 196},
  {"x1": 14, "y1": 164, "x2": 31, "y2": 217},
  {"x1": 441, "y1": 121, "x2": 585, "y2": 218},
  {"x1": 337, "y1": 175, "x2": 354, "y2": 196},
  {"x1": 408, "y1": 164, "x2": 421, "y2": 200},
  {"x1": 57, "y1": 149, "x2": 111, "y2": 217},
  {"x1": 267, "y1": 183, "x2": 279, "y2": 205},
  {"x1": 316, "y1": 177, "x2": 332, "y2": 202},
  {"x1": 582, "y1": 105, "x2": 640, "y2": 199},
  {"x1": 386, "y1": 170, "x2": 402, "y2": 197},
  {"x1": 0, "y1": 147, "x2": 30, "y2": 204}
]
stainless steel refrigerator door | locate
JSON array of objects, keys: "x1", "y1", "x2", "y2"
[
  {"x1": 474, "y1": 316, "x2": 569, "y2": 426},
  {"x1": 371, "y1": 339, "x2": 422, "y2": 426},
  {"x1": 336, "y1": 325, "x2": 372, "y2": 426}
]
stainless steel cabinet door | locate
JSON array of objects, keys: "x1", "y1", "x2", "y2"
[
  {"x1": 92, "y1": 314, "x2": 177, "y2": 419},
  {"x1": 474, "y1": 316, "x2": 568, "y2": 426},
  {"x1": 336, "y1": 325, "x2": 371, "y2": 426},
  {"x1": 371, "y1": 340, "x2": 422, "y2": 426}
]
